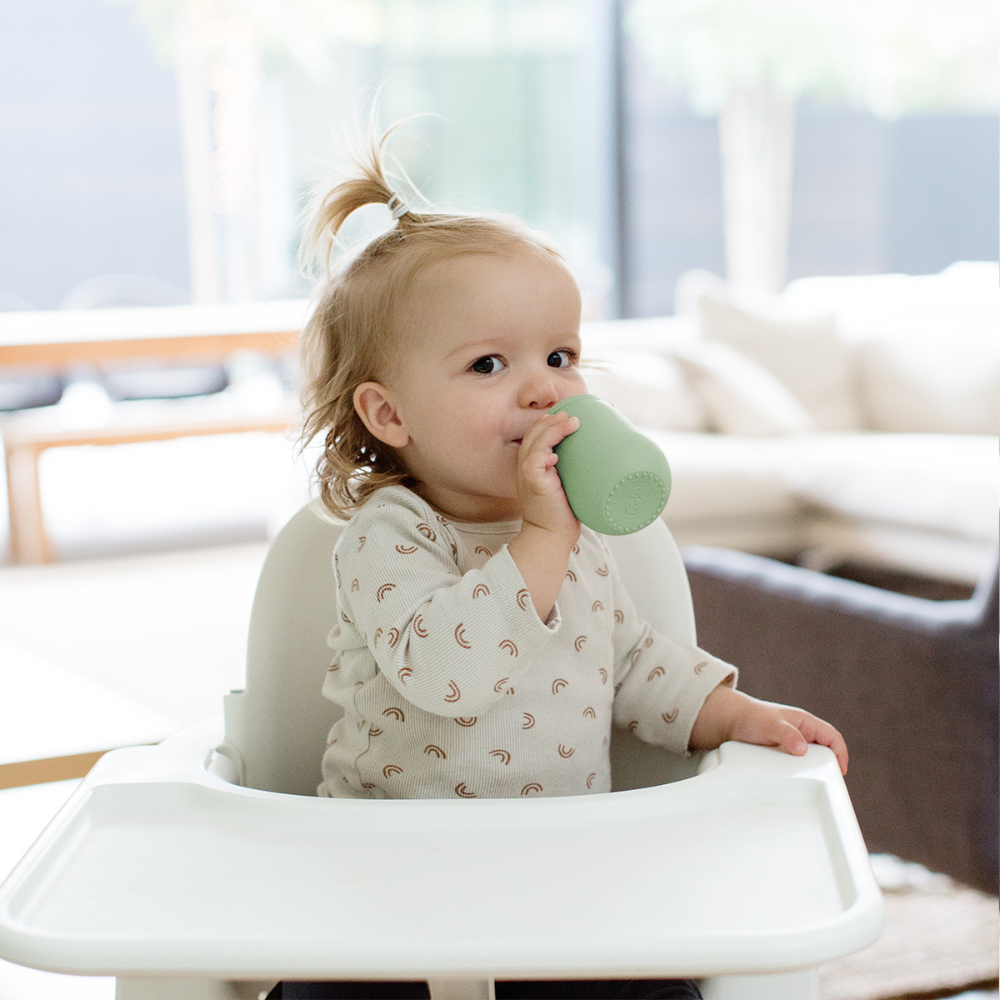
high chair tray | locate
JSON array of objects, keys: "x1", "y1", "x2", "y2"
[{"x1": 0, "y1": 719, "x2": 882, "y2": 980}]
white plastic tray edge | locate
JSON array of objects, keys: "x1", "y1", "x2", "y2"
[{"x1": 0, "y1": 718, "x2": 884, "y2": 979}]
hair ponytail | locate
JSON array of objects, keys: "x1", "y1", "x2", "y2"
[{"x1": 300, "y1": 123, "x2": 420, "y2": 277}]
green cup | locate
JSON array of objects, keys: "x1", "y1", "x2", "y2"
[{"x1": 549, "y1": 394, "x2": 671, "y2": 535}]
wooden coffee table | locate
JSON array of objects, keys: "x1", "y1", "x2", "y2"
[{"x1": 0, "y1": 300, "x2": 308, "y2": 563}]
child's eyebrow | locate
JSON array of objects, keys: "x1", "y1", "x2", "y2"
[
  {"x1": 444, "y1": 337, "x2": 513, "y2": 359},
  {"x1": 445, "y1": 333, "x2": 581, "y2": 360}
]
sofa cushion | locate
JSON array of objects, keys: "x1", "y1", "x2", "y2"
[
  {"x1": 643, "y1": 429, "x2": 803, "y2": 525},
  {"x1": 782, "y1": 264, "x2": 1000, "y2": 435},
  {"x1": 858, "y1": 336, "x2": 1000, "y2": 435},
  {"x1": 581, "y1": 349, "x2": 705, "y2": 432},
  {"x1": 648, "y1": 430, "x2": 998, "y2": 582},
  {"x1": 787, "y1": 433, "x2": 1000, "y2": 544},
  {"x1": 803, "y1": 517, "x2": 994, "y2": 586},
  {"x1": 677, "y1": 270, "x2": 862, "y2": 431},
  {"x1": 581, "y1": 315, "x2": 814, "y2": 436},
  {"x1": 782, "y1": 263, "x2": 999, "y2": 346}
]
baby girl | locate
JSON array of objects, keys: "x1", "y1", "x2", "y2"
[{"x1": 288, "y1": 126, "x2": 847, "y2": 1000}]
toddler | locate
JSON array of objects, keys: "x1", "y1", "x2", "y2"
[{"x1": 287, "y1": 126, "x2": 848, "y2": 1000}]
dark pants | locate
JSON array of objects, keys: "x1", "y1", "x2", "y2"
[{"x1": 269, "y1": 979, "x2": 702, "y2": 999}]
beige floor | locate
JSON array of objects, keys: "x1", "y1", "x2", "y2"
[{"x1": 0, "y1": 540, "x2": 270, "y2": 732}]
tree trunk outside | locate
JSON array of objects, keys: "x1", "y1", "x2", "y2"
[
  {"x1": 175, "y1": 1, "x2": 222, "y2": 304},
  {"x1": 174, "y1": 2, "x2": 264, "y2": 304},
  {"x1": 719, "y1": 86, "x2": 796, "y2": 294}
]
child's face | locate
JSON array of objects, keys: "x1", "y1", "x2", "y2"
[{"x1": 365, "y1": 249, "x2": 586, "y2": 522}]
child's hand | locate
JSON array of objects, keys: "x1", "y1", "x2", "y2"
[
  {"x1": 689, "y1": 684, "x2": 849, "y2": 775},
  {"x1": 508, "y1": 411, "x2": 581, "y2": 622},
  {"x1": 516, "y1": 410, "x2": 580, "y2": 541}
]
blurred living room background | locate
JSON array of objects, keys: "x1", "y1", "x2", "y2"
[{"x1": 0, "y1": 1, "x2": 997, "y2": 998}]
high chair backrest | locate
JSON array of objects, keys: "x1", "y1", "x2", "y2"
[{"x1": 220, "y1": 503, "x2": 700, "y2": 796}]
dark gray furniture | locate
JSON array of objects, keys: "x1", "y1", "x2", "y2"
[{"x1": 682, "y1": 546, "x2": 998, "y2": 897}]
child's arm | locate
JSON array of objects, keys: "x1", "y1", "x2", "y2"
[
  {"x1": 507, "y1": 410, "x2": 581, "y2": 622},
  {"x1": 606, "y1": 553, "x2": 738, "y2": 758},
  {"x1": 689, "y1": 683, "x2": 850, "y2": 775},
  {"x1": 335, "y1": 488, "x2": 562, "y2": 716}
]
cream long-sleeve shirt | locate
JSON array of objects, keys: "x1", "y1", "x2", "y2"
[{"x1": 318, "y1": 486, "x2": 736, "y2": 800}]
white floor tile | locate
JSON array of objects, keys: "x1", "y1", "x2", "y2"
[
  {"x1": 0, "y1": 639, "x2": 176, "y2": 762},
  {"x1": 0, "y1": 541, "x2": 269, "y2": 730}
]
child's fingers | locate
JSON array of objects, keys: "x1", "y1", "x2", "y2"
[
  {"x1": 737, "y1": 706, "x2": 849, "y2": 776},
  {"x1": 766, "y1": 718, "x2": 810, "y2": 758},
  {"x1": 518, "y1": 414, "x2": 578, "y2": 488},
  {"x1": 728, "y1": 706, "x2": 805, "y2": 758},
  {"x1": 521, "y1": 412, "x2": 578, "y2": 455},
  {"x1": 794, "y1": 712, "x2": 850, "y2": 775},
  {"x1": 767, "y1": 709, "x2": 849, "y2": 776}
]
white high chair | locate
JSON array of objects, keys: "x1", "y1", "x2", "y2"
[{"x1": 0, "y1": 506, "x2": 883, "y2": 1000}]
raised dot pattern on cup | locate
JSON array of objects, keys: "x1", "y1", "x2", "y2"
[{"x1": 603, "y1": 472, "x2": 668, "y2": 534}]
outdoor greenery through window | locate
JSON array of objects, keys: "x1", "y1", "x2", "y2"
[{"x1": 125, "y1": 0, "x2": 614, "y2": 314}]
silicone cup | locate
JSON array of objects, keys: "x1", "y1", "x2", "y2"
[{"x1": 549, "y1": 393, "x2": 671, "y2": 535}]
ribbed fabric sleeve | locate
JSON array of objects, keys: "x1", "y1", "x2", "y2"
[{"x1": 605, "y1": 548, "x2": 737, "y2": 756}]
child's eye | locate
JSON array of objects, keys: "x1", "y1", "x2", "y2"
[
  {"x1": 471, "y1": 355, "x2": 505, "y2": 375},
  {"x1": 547, "y1": 350, "x2": 575, "y2": 368}
]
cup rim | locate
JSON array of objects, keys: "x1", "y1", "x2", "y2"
[{"x1": 548, "y1": 393, "x2": 606, "y2": 416}]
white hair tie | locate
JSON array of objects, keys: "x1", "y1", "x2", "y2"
[{"x1": 387, "y1": 192, "x2": 410, "y2": 220}]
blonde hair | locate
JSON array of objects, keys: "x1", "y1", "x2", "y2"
[{"x1": 299, "y1": 123, "x2": 570, "y2": 520}]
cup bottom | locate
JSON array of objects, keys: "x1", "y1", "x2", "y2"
[{"x1": 601, "y1": 471, "x2": 669, "y2": 535}]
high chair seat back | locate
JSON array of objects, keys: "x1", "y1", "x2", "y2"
[{"x1": 218, "y1": 504, "x2": 702, "y2": 796}]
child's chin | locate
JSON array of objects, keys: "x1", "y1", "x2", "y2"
[
  {"x1": 484, "y1": 478, "x2": 519, "y2": 503},
  {"x1": 487, "y1": 485, "x2": 518, "y2": 503}
]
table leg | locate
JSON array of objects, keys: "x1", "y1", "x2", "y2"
[
  {"x1": 4, "y1": 442, "x2": 52, "y2": 564},
  {"x1": 115, "y1": 978, "x2": 275, "y2": 999},
  {"x1": 427, "y1": 978, "x2": 495, "y2": 1000},
  {"x1": 700, "y1": 967, "x2": 820, "y2": 999}
]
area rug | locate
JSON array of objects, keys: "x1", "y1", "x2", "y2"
[{"x1": 820, "y1": 856, "x2": 999, "y2": 1000}]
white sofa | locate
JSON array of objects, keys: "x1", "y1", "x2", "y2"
[{"x1": 580, "y1": 262, "x2": 999, "y2": 586}]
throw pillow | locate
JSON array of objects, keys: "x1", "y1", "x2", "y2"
[
  {"x1": 860, "y1": 337, "x2": 1000, "y2": 435},
  {"x1": 670, "y1": 339, "x2": 817, "y2": 437},
  {"x1": 678, "y1": 270, "x2": 862, "y2": 431}
]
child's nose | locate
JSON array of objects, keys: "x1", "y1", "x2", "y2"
[{"x1": 519, "y1": 369, "x2": 559, "y2": 410}]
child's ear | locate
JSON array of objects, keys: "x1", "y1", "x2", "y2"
[{"x1": 353, "y1": 382, "x2": 410, "y2": 448}]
